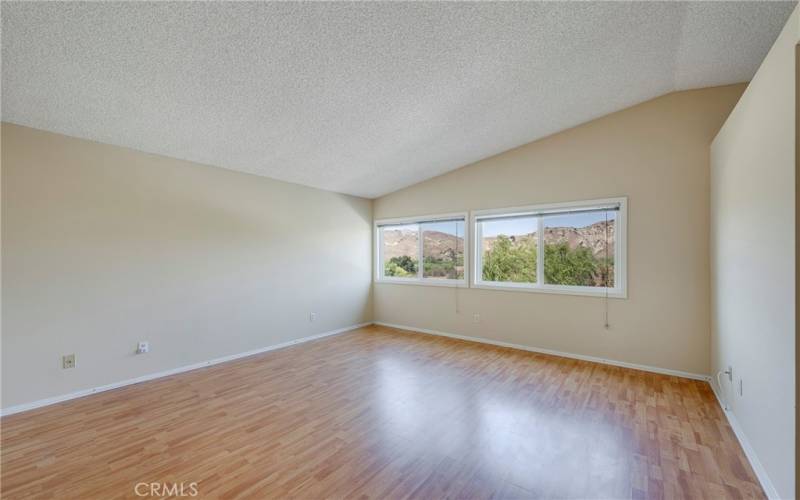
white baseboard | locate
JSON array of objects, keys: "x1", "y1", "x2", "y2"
[
  {"x1": 373, "y1": 321, "x2": 710, "y2": 381},
  {"x1": 709, "y1": 381, "x2": 780, "y2": 500},
  {"x1": 0, "y1": 322, "x2": 372, "y2": 417}
]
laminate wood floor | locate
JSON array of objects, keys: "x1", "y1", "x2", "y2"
[{"x1": 1, "y1": 325, "x2": 764, "y2": 499}]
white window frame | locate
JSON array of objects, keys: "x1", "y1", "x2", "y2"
[
  {"x1": 472, "y1": 197, "x2": 627, "y2": 298},
  {"x1": 375, "y1": 212, "x2": 469, "y2": 288}
]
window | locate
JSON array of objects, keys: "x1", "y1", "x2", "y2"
[
  {"x1": 376, "y1": 214, "x2": 467, "y2": 286},
  {"x1": 473, "y1": 198, "x2": 626, "y2": 297}
]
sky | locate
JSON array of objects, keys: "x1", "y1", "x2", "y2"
[{"x1": 422, "y1": 220, "x2": 465, "y2": 237}]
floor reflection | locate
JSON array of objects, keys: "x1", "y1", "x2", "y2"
[{"x1": 374, "y1": 341, "x2": 629, "y2": 498}]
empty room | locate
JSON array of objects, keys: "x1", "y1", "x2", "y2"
[{"x1": 1, "y1": 1, "x2": 797, "y2": 499}]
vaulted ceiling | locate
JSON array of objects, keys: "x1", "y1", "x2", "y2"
[{"x1": 2, "y1": 1, "x2": 795, "y2": 198}]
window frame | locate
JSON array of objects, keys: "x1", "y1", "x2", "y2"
[
  {"x1": 375, "y1": 212, "x2": 469, "y2": 288},
  {"x1": 471, "y1": 197, "x2": 627, "y2": 298}
]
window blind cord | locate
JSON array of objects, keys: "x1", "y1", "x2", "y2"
[
  {"x1": 604, "y1": 210, "x2": 610, "y2": 330},
  {"x1": 454, "y1": 221, "x2": 460, "y2": 314}
]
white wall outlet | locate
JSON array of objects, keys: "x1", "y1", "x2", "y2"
[
  {"x1": 62, "y1": 354, "x2": 76, "y2": 369},
  {"x1": 309, "y1": 312, "x2": 316, "y2": 322},
  {"x1": 137, "y1": 341, "x2": 149, "y2": 354},
  {"x1": 473, "y1": 313, "x2": 480, "y2": 323}
]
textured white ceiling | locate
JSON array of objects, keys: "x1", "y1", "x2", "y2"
[{"x1": 2, "y1": 2, "x2": 795, "y2": 198}]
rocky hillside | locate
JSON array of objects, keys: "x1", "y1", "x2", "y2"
[
  {"x1": 484, "y1": 220, "x2": 615, "y2": 258},
  {"x1": 383, "y1": 220, "x2": 614, "y2": 259},
  {"x1": 382, "y1": 229, "x2": 462, "y2": 260}
]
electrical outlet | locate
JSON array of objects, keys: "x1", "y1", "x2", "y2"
[
  {"x1": 137, "y1": 341, "x2": 149, "y2": 354},
  {"x1": 309, "y1": 312, "x2": 317, "y2": 322},
  {"x1": 62, "y1": 354, "x2": 76, "y2": 369},
  {"x1": 473, "y1": 313, "x2": 480, "y2": 323}
]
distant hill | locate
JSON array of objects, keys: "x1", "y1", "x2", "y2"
[
  {"x1": 382, "y1": 229, "x2": 463, "y2": 260},
  {"x1": 483, "y1": 220, "x2": 615, "y2": 258},
  {"x1": 383, "y1": 220, "x2": 614, "y2": 259}
]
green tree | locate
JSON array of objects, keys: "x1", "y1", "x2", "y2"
[
  {"x1": 596, "y1": 256, "x2": 614, "y2": 287},
  {"x1": 482, "y1": 235, "x2": 536, "y2": 282},
  {"x1": 423, "y1": 253, "x2": 464, "y2": 279},
  {"x1": 544, "y1": 243, "x2": 597, "y2": 286},
  {"x1": 385, "y1": 255, "x2": 418, "y2": 277}
]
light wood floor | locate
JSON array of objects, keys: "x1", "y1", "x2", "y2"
[{"x1": 2, "y1": 325, "x2": 763, "y2": 499}]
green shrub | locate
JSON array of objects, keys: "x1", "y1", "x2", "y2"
[
  {"x1": 481, "y1": 236, "x2": 613, "y2": 287},
  {"x1": 482, "y1": 235, "x2": 536, "y2": 282},
  {"x1": 385, "y1": 255, "x2": 418, "y2": 277},
  {"x1": 544, "y1": 242, "x2": 597, "y2": 286}
]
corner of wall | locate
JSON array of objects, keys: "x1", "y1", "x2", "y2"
[{"x1": 368, "y1": 197, "x2": 376, "y2": 323}]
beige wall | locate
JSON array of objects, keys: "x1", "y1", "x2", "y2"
[
  {"x1": 374, "y1": 84, "x2": 746, "y2": 377},
  {"x1": 711, "y1": 5, "x2": 798, "y2": 499},
  {"x1": 1, "y1": 123, "x2": 373, "y2": 410}
]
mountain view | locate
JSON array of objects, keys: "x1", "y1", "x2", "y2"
[
  {"x1": 382, "y1": 230, "x2": 464, "y2": 261},
  {"x1": 382, "y1": 220, "x2": 615, "y2": 286},
  {"x1": 482, "y1": 220, "x2": 615, "y2": 259}
]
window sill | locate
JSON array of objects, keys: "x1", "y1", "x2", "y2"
[
  {"x1": 374, "y1": 279, "x2": 626, "y2": 297},
  {"x1": 375, "y1": 279, "x2": 468, "y2": 288},
  {"x1": 471, "y1": 282, "x2": 627, "y2": 299}
]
